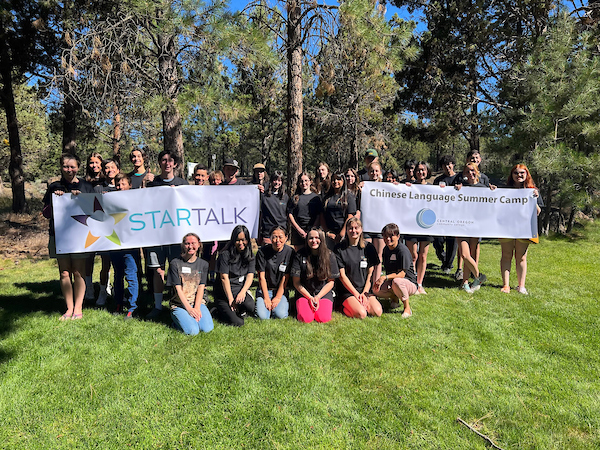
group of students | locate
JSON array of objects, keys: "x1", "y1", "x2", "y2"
[{"x1": 43, "y1": 146, "x2": 541, "y2": 333}]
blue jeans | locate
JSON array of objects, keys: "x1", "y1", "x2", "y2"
[
  {"x1": 110, "y1": 250, "x2": 139, "y2": 312},
  {"x1": 171, "y1": 305, "x2": 214, "y2": 335},
  {"x1": 255, "y1": 290, "x2": 289, "y2": 320}
]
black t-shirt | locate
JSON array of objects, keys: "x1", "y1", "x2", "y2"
[
  {"x1": 335, "y1": 242, "x2": 380, "y2": 299},
  {"x1": 287, "y1": 193, "x2": 323, "y2": 231},
  {"x1": 290, "y1": 249, "x2": 340, "y2": 300},
  {"x1": 260, "y1": 192, "x2": 290, "y2": 238},
  {"x1": 357, "y1": 168, "x2": 370, "y2": 182},
  {"x1": 323, "y1": 193, "x2": 357, "y2": 233},
  {"x1": 166, "y1": 257, "x2": 209, "y2": 309},
  {"x1": 215, "y1": 249, "x2": 256, "y2": 298},
  {"x1": 225, "y1": 178, "x2": 247, "y2": 185},
  {"x1": 382, "y1": 243, "x2": 417, "y2": 285},
  {"x1": 43, "y1": 178, "x2": 95, "y2": 236},
  {"x1": 433, "y1": 173, "x2": 458, "y2": 186},
  {"x1": 148, "y1": 176, "x2": 188, "y2": 187},
  {"x1": 94, "y1": 182, "x2": 117, "y2": 194},
  {"x1": 256, "y1": 244, "x2": 294, "y2": 290},
  {"x1": 128, "y1": 170, "x2": 151, "y2": 189}
]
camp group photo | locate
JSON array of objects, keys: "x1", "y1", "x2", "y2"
[{"x1": 1, "y1": 0, "x2": 599, "y2": 449}]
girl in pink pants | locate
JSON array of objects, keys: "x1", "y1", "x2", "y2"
[{"x1": 291, "y1": 228, "x2": 339, "y2": 323}]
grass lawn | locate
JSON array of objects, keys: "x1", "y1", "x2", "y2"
[{"x1": 0, "y1": 223, "x2": 599, "y2": 449}]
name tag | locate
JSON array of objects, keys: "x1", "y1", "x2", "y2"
[
  {"x1": 279, "y1": 264, "x2": 287, "y2": 272},
  {"x1": 360, "y1": 260, "x2": 368, "y2": 269},
  {"x1": 239, "y1": 276, "x2": 245, "y2": 283},
  {"x1": 181, "y1": 267, "x2": 191, "y2": 274},
  {"x1": 390, "y1": 254, "x2": 397, "y2": 261}
]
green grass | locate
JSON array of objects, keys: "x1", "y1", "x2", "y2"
[{"x1": 1, "y1": 223, "x2": 600, "y2": 449}]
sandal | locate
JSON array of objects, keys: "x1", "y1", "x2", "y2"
[
  {"x1": 59, "y1": 312, "x2": 72, "y2": 321},
  {"x1": 71, "y1": 313, "x2": 83, "y2": 320}
]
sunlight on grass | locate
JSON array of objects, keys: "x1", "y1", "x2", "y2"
[{"x1": 1, "y1": 223, "x2": 599, "y2": 448}]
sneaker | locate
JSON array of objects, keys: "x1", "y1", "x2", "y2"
[
  {"x1": 96, "y1": 290, "x2": 107, "y2": 307},
  {"x1": 471, "y1": 273, "x2": 487, "y2": 291},
  {"x1": 124, "y1": 311, "x2": 135, "y2": 320},
  {"x1": 516, "y1": 286, "x2": 529, "y2": 295},
  {"x1": 390, "y1": 301, "x2": 400, "y2": 309},
  {"x1": 454, "y1": 269, "x2": 463, "y2": 281},
  {"x1": 417, "y1": 284, "x2": 427, "y2": 295},
  {"x1": 401, "y1": 310, "x2": 412, "y2": 319},
  {"x1": 145, "y1": 308, "x2": 163, "y2": 320},
  {"x1": 462, "y1": 282, "x2": 473, "y2": 294},
  {"x1": 500, "y1": 286, "x2": 510, "y2": 293},
  {"x1": 442, "y1": 266, "x2": 452, "y2": 275}
]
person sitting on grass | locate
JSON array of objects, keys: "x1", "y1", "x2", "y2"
[
  {"x1": 214, "y1": 225, "x2": 256, "y2": 326},
  {"x1": 167, "y1": 233, "x2": 214, "y2": 335},
  {"x1": 373, "y1": 223, "x2": 418, "y2": 318},
  {"x1": 255, "y1": 226, "x2": 294, "y2": 320}
]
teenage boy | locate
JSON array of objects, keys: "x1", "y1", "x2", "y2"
[
  {"x1": 433, "y1": 155, "x2": 458, "y2": 274},
  {"x1": 357, "y1": 149, "x2": 379, "y2": 182},
  {"x1": 145, "y1": 150, "x2": 188, "y2": 319},
  {"x1": 373, "y1": 223, "x2": 417, "y2": 319},
  {"x1": 128, "y1": 147, "x2": 155, "y2": 189},
  {"x1": 193, "y1": 164, "x2": 209, "y2": 186}
]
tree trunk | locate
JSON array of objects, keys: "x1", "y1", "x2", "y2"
[
  {"x1": 0, "y1": 47, "x2": 27, "y2": 213},
  {"x1": 62, "y1": 93, "x2": 78, "y2": 155},
  {"x1": 158, "y1": 32, "x2": 184, "y2": 176},
  {"x1": 566, "y1": 206, "x2": 577, "y2": 233},
  {"x1": 286, "y1": 0, "x2": 303, "y2": 194},
  {"x1": 112, "y1": 105, "x2": 121, "y2": 166},
  {"x1": 541, "y1": 182, "x2": 551, "y2": 236},
  {"x1": 162, "y1": 100, "x2": 184, "y2": 176}
]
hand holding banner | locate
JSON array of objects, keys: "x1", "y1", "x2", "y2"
[
  {"x1": 361, "y1": 182, "x2": 538, "y2": 239},
  {"x1": 52, "y1": 185, "x2": 260, "y2": 254}
]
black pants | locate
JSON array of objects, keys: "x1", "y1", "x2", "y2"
[
  {"x1": 433, "y1": 236, "x2": 457, "y2": 269},
  {"x1": 215, "y1": 293, "x2": 255, "y2": 326}
]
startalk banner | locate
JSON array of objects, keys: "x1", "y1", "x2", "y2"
[
  {"x1": 53, "y1": 185, "x2": 260, "y2": 254},
  {"x1": 361, "y1": 182, "x2": 539, "y2": 239}
]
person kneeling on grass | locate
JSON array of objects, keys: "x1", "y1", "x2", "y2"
[
  {"x1": 373, "y1": 223, "x2": 418, "y2": 319},
  {"x1": 291, "y1": 227, "x2": 340, "y2": 324},
  {"x1": 167, "y1": 233, "x2": 214, "y2": 335}
]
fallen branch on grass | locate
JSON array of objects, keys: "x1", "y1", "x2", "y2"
[{"x1": 457, "y1": 417, "x2": 505, "y2": 450}]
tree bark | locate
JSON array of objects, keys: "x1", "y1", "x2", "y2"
[
  {"x1": 0, "y1": 43, "x2": 27, "y2": 213},
  {"x1": 112, "y1": 105, "x2": 121, "y2": 166},
  {"x1": 162, "y1": 100, "x2": 184, "y2": 176},
  {"x1": 62, "y1": 92, "x2": 78, "y2": 155},
  {"x1": 286, "y1": 0, "x2": 303, "y2": 193}
]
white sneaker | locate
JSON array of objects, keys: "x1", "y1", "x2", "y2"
[{"x1": 516, "y1": 286, "x2": 529, "y2": 295}]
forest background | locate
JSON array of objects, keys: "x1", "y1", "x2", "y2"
[{"x1": 1, "y1": 0, "x2": 600, "y2": 234}]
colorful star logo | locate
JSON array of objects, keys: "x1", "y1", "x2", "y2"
[{"x1": 71, "y1": 196, "x2": 128, "y2": 248}]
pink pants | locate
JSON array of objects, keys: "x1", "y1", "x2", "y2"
[
  {"x1": 379, "y1": 278, "x2": 417, "y2": 301},
  {"x1": 296, "y1": 298, "x2": 333, "y2": 323}
]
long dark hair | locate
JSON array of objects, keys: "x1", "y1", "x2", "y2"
[
  {"x1": 85, "y1": 152, "x2": 104, "y2": 182},
  {"x1": 266, "y1": 170, "x2": 285, "y2": 199},
  {"x1": 314, "y1": 162, "x2": 331, "y2": 194},
  {"x1": 225, "y1": 225, "x2": 253, "y2": 265},
  {"x1": 305, "y1": 227, "x2": 331, "y2": 281},
  {"x1": 324, "y1": 170, "x2": 349, "y2": 210}
]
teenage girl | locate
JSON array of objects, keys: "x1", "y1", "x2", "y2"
[
  {"x1": 454, "y1": 162, "x2": 496, "y2": 293},
  {"x1": 404, "y1": 161, "x2": 434, "y2": 294},
  {"x1": 43, "y1": 154, "x2": 95, "y2": 320},
  {"x1": 167, "y1": 233, "x2": 214, "y2": 334},
  {"x1": 291, "y1": 227, "x2": 340, "y2": 323},
  {"x1": 214, "y1": 225, "x2": 256, "y2": 326},
  {"x1": 321, "y1": 170, "x2": 357, "y2": 249},
  {"x1": 335, "y1": 217, "x2": 382, "y2": 319},
  {"x1": 259, "y1": 171, "x2": 289, "y2": 245},
  {"x1": 288, "y1": 172, "x2": 323, "y2": 249},
  {"x1": 255, "y1": 226, "x2": 294, "y2": 320},
  {"x1": 314, "y1": 162, "x2": 331, "y2": 197},
  {"x1": 499, "y1": 164, "x2": 542, "y2": 295}
]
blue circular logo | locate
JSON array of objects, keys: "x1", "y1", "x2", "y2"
[{"x1": 416, "y1": 208, "x2": 436, "y2": 229}]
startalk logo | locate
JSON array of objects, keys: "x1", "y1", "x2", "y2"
[{"x1": 71, "y1": 196, "x2": 128, "y2": 248}]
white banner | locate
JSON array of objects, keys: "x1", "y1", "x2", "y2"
[
  {"x1": 361, "y1": 182, "x2": 538, "y2": 239},
  {"x1": 53, "y1": 185, "x2": 260, "y2": 254}
]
